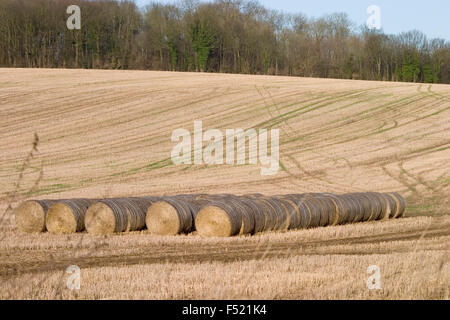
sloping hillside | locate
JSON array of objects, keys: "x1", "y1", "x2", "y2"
[
  {"x1": 1, "y1": 68, "x2": 448, "y2": 215},
  {"x1": 0, "y1": 69, "x2": 449, "y2": 299}
]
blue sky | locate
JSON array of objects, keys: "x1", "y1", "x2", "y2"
[{"x1": 134, "y1": 0, "x2": 450, "y2": 40}]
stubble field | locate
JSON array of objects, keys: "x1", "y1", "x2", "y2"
[{"x1": 0, "y1": 68, "x2": 449, "y2": 299}]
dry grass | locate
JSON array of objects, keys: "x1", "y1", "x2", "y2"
[
  {"x1": 0, "y1": 215, "x2": 448, "y2": 299},
  {"x1": 0, "y1": 68, "x2": 449, "y2": 299}
]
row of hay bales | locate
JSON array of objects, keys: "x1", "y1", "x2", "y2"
[
  {"x1": 193, "y1": 192, "x2": 406, "y2": 237},
  {"x1": 14, "y1": 192, "x2": 406, "y2": 237}
]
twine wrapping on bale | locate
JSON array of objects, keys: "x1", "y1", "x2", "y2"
[
  {"x1": 361, "y1": 193, "x2": 380, "y2": 221},
  {"x1": 283, "y1": 197, "x2": 303, "y2": 230},
  {"x1": 121, "y1": 198, "x2": 147, "y2": 231},
  {"x1": 344, "y1": 194, "x2": 358, "y2": 225},
  {"x1": 312, "y1": 194, "x2": 338, "y2": 226},
  {"x1": 303, "y1": 194, "x2": 327, "y2": 227},
  {"x1": 276, "y1": 197, "x2": 299, "y2": 230},
  {"x1": 230, "y1": 197, "x2": 255, "y2": 235},
  {"x1": 182, "y1": 198, "x2": 211, "y2": 222},
  {"x1": 383, "y1": 193, "x2": 397, "y2": 219},
  {"x1": 14, "y1": 199, "x2": 58, "y2": 233},
  {"x1": 46, "y1": 199, "x2": 95, "y2": 234},
  {"x1": 364, "y1": 192, "x2": 382, "y2": 221},
  {"x1": 320, "y1": 194, "x2": 339, "y2": 226},
  {"x1": 281, "y1": 194, "x2": 311, "y2": 229},
  {"x1": 369, "y1": 192, "x2": 389, "y2": 220},
  {"x1": 351, "y1": 194, "x2": 369, "y2": 223},
  {"x1": 259, "y1": 198, "x2": 279, "y2": 232},
  {"x1": 246, "y1": 196, "x2": 275, "y2": 232},
  {"x1": 264, "y1": 197, "x2": 286, "y2": 231},
  {"x1": 354, "y1": 193, "x2": 373, "y2": 222},
  {"x1": 240, "y1": 197, "x2": 265, "y2": 234},
  {"x1": 297, "y1": 196, "x2": 321, "y2": 228},
  {"x1": 355, "y1": 193, "x2": 368, "y2": 222},
  {"x1": 346, "y1": 194, "x2": 364, "y2": 223},
  {"x1": 322, "y1": 193, "x2": 348, "y2": 225},
  {"x1": 383, "y1": 193, "x2": 398, "y2": 219}
]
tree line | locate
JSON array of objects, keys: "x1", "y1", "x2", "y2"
[{"x1": 0, "y1": 0, "x2": 449, "y2": 83}]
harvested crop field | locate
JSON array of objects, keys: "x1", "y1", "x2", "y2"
[{"x1": 0, "y1": 68, "x2": 449, "y2": 299}]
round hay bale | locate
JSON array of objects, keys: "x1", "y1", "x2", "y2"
[
  {"x1": 146, "y1": 201, "x2": 180, "y2": 235},
  {"x1": 285, "y1": 197, "x2": 303, "y2": 229},
  {"x1": 349, "y1": 193, "x2": 372, "y2": 222},
  {"x1": 312, "y1": 194, "x2": 337, "y2": 226},
  {"x1": 240, "y1": 197, "x2": 265, "y2": 234},
  {"x1": 276, "y1": 197, "x2": 299, "y2": 230},
  {"x1": 346, "y1": 194, "x2": 364, "y2": 223},
  {"x1": 310, "y1": 196, "x2": 330, "y2": 227},
  {"x1": 275, "y1": 197, "x2": 293, "y2": 230},
  {"x1": 299, "y1": 195, "x2": 323, "y2": 227},
  {"x1": 387, "y1": 192, "x2": 406, "y2": 218},
  {"x1": 164, "y1": 198, "x2": 194, "y2": 231},
  {"x1": 130, "y1": 197, "x2": 159, "y2": 216},
  {"x1": 250, "y1": 197, "x2": 276, "y2": 232},
  {"x1": 195, "y1": 201, "x2": 242, "y2": 237},
  {"x1": 232, "y1": 198, "x2": 255, "y2": 235},
  {"x1": 299, "y1": 198, "x2": 321, "y2": 228},
  {"x1": 259, "y1": 198, "x2": 276, "y2": 232},
  {"x1": 282, "y1": 195, "x2": 311, "y2": 228},
  {"x1": 267, "y1": 197, "x2": 287, "y2": 230},
  {"x1": 85, "y1": 200, "x2": 125, "y2": 234},
  {"x1": 341, "y1": 194, "x2": 358, "y2": 223},
  {"x1": 176, "y1": 198, "x2": 198, "y2": 217},
  {"x1": 296, "y1": 201, "x2": 311, "y2": 229},
  {"x1": 365, "y1": 192, "x2": 382, "y2": 221},
  {"x1": 322, "y1": 193, "x2": 348, "y2": 225},
  {"x1": 188, "y1": 199, "x2": 212, "y2": 220},
  {"x1": 120, "y1": 198, "x2": 149, "y2": 232},
  {"x1": 46, "y1": 199, "x2": 94, "y2": 234},
  {"x1": 265, "y1": 197, "x2": 286, "y2": 231},
  {"x1": 383, "y1": 193, "x2": 398, "y2": 219},
  {"x1": 86, "y1": 197, "x2": 157, "y2": 234},
  {"x1": 369, "y1": 192, "x2": 389, "y2": 220},
  {"x1": 359, "y1": 193, "x2": 375, "y2": 222},
  {"x1": 378, "y1": 193, "x2": 395, "y2": 219},
  {"x1": 338, "y1": 195, "x2": 354, "y2": 224},
  {"x1": 14, "y1": 199, "x2": 58, "y2": 233},
  {"x1": 239, "y1": 198, "x2": 255, "y2": 234},
  {"x1": 262, "y1": 198, "x2": 279, "y2": 231},
  {"x1": 146, "y1": 197, "x2": 193, "y2": 235},
  {"x1": 262, "y1": 198, "x2": 281, "y2": 231},
  {"x1": 321, "y1": 195, "x2": 340, "y2": 226}
]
